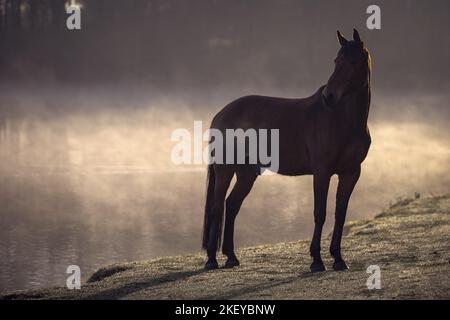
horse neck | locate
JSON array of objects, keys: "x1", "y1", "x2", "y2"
[{"x1": 341, "y1": 83, "x2": 371, "y2": 135}]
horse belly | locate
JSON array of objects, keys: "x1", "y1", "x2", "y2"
[{"x1": 275, "y1": 138, "x2": 312, "y2": 176}]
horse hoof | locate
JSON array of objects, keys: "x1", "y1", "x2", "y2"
[
  {"x1": 310, "y1": 261, "x2": 327, "y2": 273},
  {"x1": 204, "y1": 260, "x2": 219, "y2": 270},
  {"x1": 333, "y1": 260, "x2": 349, "y2": 271},
  {"x1": 224, "y1": 258, "x2": 240, "y2": 268}
]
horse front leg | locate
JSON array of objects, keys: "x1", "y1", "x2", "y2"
[
  {"x1": 330, "y1": 167, "x2": 361, "y2": 271},
  {"x1": 310, "y1": 173, "x2": 331, "y2": 273}
]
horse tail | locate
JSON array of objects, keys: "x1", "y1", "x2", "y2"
[{"x1": 202, "y1": 164, "x2": 216, "y2": 250}]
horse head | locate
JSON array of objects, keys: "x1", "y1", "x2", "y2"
[{"x1": 323, "y1": 29, "x2": 371, "y2": 108}]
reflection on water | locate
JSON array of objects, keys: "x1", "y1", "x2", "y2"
[
  {"x1": 0, "y1": 119, "x2": 449, "y2": 293},
  {"x1": 0, "y1": 171, "x2": 206, "y2": 292}
]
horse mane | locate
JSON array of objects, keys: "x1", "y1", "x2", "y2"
[{"x1": 365, "y1": 48, "x2": 372, "y2": 88}]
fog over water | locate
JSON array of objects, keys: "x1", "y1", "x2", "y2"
[{"x1": 0, "y1": 0, "x2": 449, "y2": 292}]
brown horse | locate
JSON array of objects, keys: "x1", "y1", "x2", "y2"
[{"x1": 202, "y1": 29, "x2": 372, "y2": 273}]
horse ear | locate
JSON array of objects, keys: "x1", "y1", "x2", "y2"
[
  {"x1": 353, "y1": 28, "x2": 363, "y2": 47},
  {"x1": 337, "y1": 30, "x2": 348, "y2": 46}
]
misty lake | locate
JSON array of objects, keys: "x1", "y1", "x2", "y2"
[{"x1": 1, "y1": 0, "x2": 450, "y2": 296}]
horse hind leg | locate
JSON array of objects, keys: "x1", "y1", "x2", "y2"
[
  {"x1": 222, "y1": 166, "x2": 257, "y2": 268},
  {"x1": 205, "y1": 165, "x2": 234, "y2": 270}
]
